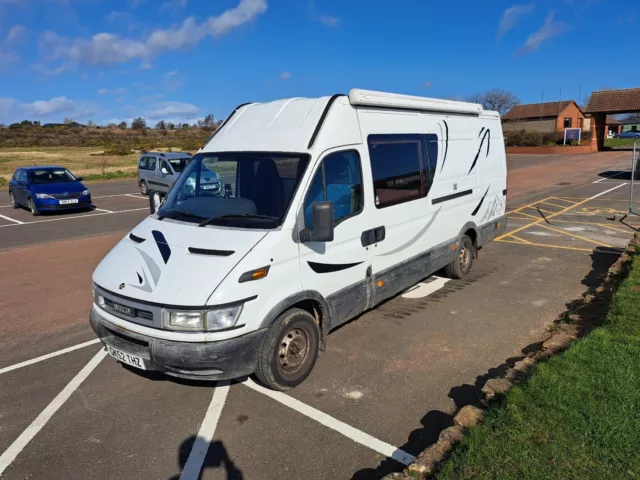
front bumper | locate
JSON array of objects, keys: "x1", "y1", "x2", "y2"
[
  {"x1": 90, "y1": 307, "x2": 266, "y2": 381},
  {"x1": 35, "y1": 196, "x2": 92, "y2": 211}
]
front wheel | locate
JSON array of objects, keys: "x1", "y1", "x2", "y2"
[
  {"x1": 445, "y1": 235, "x2": 474, "y2": 279},
  {"x1": 9, "y1": 191, "x2": 18, "y2": 208},
  {"x1": 254, "y1": 308, "x2": 320, "y2": 391},
  {"x1": 140, "y1": 180, "x2": 149, "y2": 196},
  {"x1": 28, "y1": 198, "x2": 40, "y2": 216}
]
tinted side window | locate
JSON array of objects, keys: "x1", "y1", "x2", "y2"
[
  {"x1": 304, "y1": 151, "x2": 364, "y2": 228},
  {"x1": 161, "y1": 160, "x2": 171, "y2": 173},
  {"x1": 13, "y1": 170, "x2": 21, "y2": 181},
  {"x1": 138, "y1": 158, "x2": 147, "y2": 169},
  {"x1": 148, "y1": 157, "x2": 157, "y2": 171},
  {"x1": 368, "y1": 134, "x2": 438, "y2": 208},
  {"x1": 19, "y1": 170, "x2": 27, "y2": 182}
]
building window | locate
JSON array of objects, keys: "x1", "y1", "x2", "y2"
[
  {"x1": 304, "y1": 150, "x2": 364, "y2": 228},
  {"x1": 563, "y1": 118, "x2": 572, "y2": 128},
  {"x1": 367, "y1": 134, "x2": 438, "y2": 208}
]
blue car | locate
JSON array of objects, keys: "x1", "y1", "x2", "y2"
[
  {"x1": 615, "y1": 131, "x2": 640, "y2": 139},
  {"x1": 8, "y1": 166, "x2": 92, "y2": 216}
]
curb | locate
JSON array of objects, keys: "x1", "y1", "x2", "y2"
[{"x1": 383, "y1": 234, "x2": 639, "y2": 480}]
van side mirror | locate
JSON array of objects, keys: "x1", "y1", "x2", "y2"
[
  {"x1": 149, "y1": 191, "x2": 165, "y2": 214},
  {"x1": 160, "y1": 167, "x2": 169, "y2": 175},
  {"x1": 300, "y1": 202, "x2": 334, "y2": 243}
]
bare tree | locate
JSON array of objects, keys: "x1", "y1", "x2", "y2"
[
  {"x1": 469, "y1": 88, "x2": 520, "y2": 116},
  {"x1": 63, "y1": 117, "x2": 75, "y2": 124},
  {"x1": 155, "y1": 120, "x2": 166, "y2": 130},
  {"x1": 86, "y1": 120, "x2": 96, "y2": 127},
  {"x1": 131, "y1": 117, "x2": 147, "y2": 130},
  {"x1": 622, "y1": 113, "x2": 640, "y2": 123}
]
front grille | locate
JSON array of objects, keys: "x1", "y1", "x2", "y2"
[
  {"x1": 106, "y1": 327, "x2": 149, "y2": 348},
  {"x1": 104, "y1": 298, "x2": 153, "y2": 321},
  {"x1": 51, "y1": 192, "x2": 82, "y2": 199}
]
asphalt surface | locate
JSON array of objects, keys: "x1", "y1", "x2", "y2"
[{"x1": 1, "y1": 151, "x2": 639, "y2": 479}]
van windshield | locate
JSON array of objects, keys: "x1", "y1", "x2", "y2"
[
  {"x1": 157, "y1": 152, "x2": 310, "y2": 228},
  {"x1": 168, "y1": 157, "x2": 190, "y2": 173}
]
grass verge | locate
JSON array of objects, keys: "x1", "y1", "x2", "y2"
[
  {"x1": 438, "y1": 248, "x2": 640, "y2": 480},
  {"x1": 605, "y1": 138, "x2": 639, "y2": 148}
]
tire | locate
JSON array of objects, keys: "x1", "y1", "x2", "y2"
[
  {"x1": 140, "y1": 180, "x2": 149, "y2": 196},
  {"x1": 28, "y1": 197, "x2": 40, "y2": 216},
  {"x1": 9, "y1": 191, "x2": 18, "y2": 209},
  {"x1": 254, "y1": 308, "x2": 320, "y2": 391},
  {"x1": 445, "y1": 235, "x2": 474, "y2": 279}
]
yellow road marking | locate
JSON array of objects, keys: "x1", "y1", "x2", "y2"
[
  {"x1": 496, "y1": 184, "x2": 628, "y2": 241},
  {"x1": 549, "y1": 219, "x2": 639, "y2": 234},
  {"x1": 508, "y1": 211, "x2": 539, "y2": 220},
  {"x1": 505, "y1": 233, "x2": 533, "y2": 244},
  {"x1": 496, "y1": 239, "x2": 593, "y2": 252},
  {"x1": 549, "y1": 197, "x2": 579, "y2": 205},
  {"x1": 506, "y1": 196, "x2": 560, "y2": 214},
  {"x1": 555, "y1": 196, "x2": 631, "y2": 202},
  {"x1": 536, "y1": 223, "x2": 612, "y2": 247},
  {"x1": 539, "y1": 200, "x2": 571, "y2": 209}
]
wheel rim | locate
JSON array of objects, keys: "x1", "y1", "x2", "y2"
[
  {"x1": 141, "y1": 182, "x2": 147, "y2": 194},
  {"x1": 9, "y1": 192, "x2": 15, "y2": 207},
  {"x1": 29, "y1": 199, "x2": 35, "y2": 213},
  {"x1": 278, "y1": 328, "x2": 310, "y2": 374},
  {"x1": 459, "y1": 243, "x2": 472, "y2": 274}
]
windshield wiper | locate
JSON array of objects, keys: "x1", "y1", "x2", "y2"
[
  {"x1": 158, "y1": 209, "x2": 206, "y2": 221},
  {"x1": 198, "y1": 213, "x2": 278, "y2": 227}
]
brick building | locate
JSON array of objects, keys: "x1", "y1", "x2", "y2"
[{"x1": 501, "y1": 100, "x2": 585, "y2": 133}]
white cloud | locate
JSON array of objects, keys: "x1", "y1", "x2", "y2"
[
  {"x1": 38, "y1": 0, "x2": 267, "y2": 71},
  {"x1": 146, "y1": 101, "x2": 199, "y2": 119},
  {"x1": 497, "y1": 3, "x2": 535, "y2": 39},
  {"x1": 318, "y1": 15, "x2": 340, "y2": 27},
  {"x1": 0, "y1": 96, "x2": 97, "y2": 121},
  {"x1": 518, "y1": 11, "x2": 566, "y2": 55},
  {"x1": 7, "y1": 24, "x2": 26, "y2": 44},
  {"x1": 279, "y1": 71, "x2": 292, "y2": 80},
  {"x1": 423, "y1": 81, "x2": 432, "y2": 88},
  {"x1": 97, "y1": 87, "x2": 128, "y2": 95},
  {"x1": 160, "y1": 0, "x2": 187, "y2": 13},
  {"x1": 107, "y1": 10, "x2": 135, "y2": 25}
]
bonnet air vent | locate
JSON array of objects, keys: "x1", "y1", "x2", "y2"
[
  {"x1": 188, "y1": 247, "x2": 234, "y2": 257},
  {"x1": 129, "y1": 233, "x2": 145, "y2": 244}
]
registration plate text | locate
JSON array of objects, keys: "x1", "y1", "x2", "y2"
[
  {"x1": 106, "y1": 344, "x2": 146, "y2": 370},
  {"x1": 59, "y1": 199, "x2": 79, "y2": 205}
]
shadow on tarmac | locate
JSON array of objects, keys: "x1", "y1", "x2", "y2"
[
  {"x1": 350, "y1": 246, "x2": 620, "y2": 480},
  {"x1": 169, "y1": 436, "x2": 243, "y2": 480}
]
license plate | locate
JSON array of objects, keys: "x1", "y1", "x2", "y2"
[
  {"x1": 59, "y1": 199, "x2": 79, "y2": 205},
  {"x1": 106, "y1": 344, "x2": 146, "y2": 370}
]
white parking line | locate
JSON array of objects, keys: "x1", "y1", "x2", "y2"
[
  {"x1": 402, "y1": 276, "x2": 450, "y2": 299},
  {"x1": 93, "y1": 208, "x2": 114, "y2": 214},
  {"x1": 125, "y1": 194, "x2": 147, "y2": 200},
  {"x1": 593, "y1": 171, "x2": 628, "y2": 183},
  {"x1": 242, "y1": 378, "x2": 416, "y2": 466},
  {"x1": 92, "y1": 193, "x2": 139, "y2": 200},
  {"x1": 179, "y1": 382, "x2": 230, "y2": 480},
  {"x1": 0, "y1": 339, "x2": 101, "y2": 376},
  {"x1": 0, "y1": 207, "x2": 148, "y2": 228},
  {"x1": 0, "y1": 213, "x2": 23, "y2": 224},
  {"x1": 0, "y1": 349, "x2": 107, "y2": 476}
]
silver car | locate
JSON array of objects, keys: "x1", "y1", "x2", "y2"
[{"x1": 137, "y1": 152, "x2": 192, "y2": 195}]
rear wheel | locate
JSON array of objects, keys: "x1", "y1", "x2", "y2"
[
  {"x1": 445, "y1": 235, "x2": 474, "y2": 279},
  {"x1": 254, "y1": 308, "x2": 320, "y2": 391},
  {"x1": 28, "y1": 197, "x2": 40, "y2": 216},
  {"x1": 9, "y1": 191, "x2": 18, "y2": 208},
  {"x1": 140, "y1": 180, "x2": 149, "y2": 196}
]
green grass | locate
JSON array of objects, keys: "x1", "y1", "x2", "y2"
[
  {"x1": 605, "y1": 138, "x2": 639, "y2": 148},
  {"x1": 82, "y1": 169, "x2": 138, "y2": 183},
  {"x1": 438, "y1": 250, "x2": 640, "y2": 480}
]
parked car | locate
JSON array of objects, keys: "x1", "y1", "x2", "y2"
[
  {"x1": 137, "y1": 152, "x2": 193, "y2": 195},
  {"x1": 8, "y1": 166, "x2": 91, "y2": 216},
  {"x1": 614, "y1": 131, "x2": 640, "y2": 139},
  {"x1": 90, "y1": 89, "x2": 507, "y2": 390}
]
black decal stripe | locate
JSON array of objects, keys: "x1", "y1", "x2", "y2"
[
  {"x1": 486, "y1": 129, "x2": 491, "y2": 157},
  {"x1": 472, "y1": 186, "x2": 490, "y2": 216},
  {"x1": 308, "y1": 94, "x2": 345, "y2": 149},
  {"x1": 479, "y1": 126, "x2": 485, "y2": 137},
  {"x1": 440, "y1": 120, "x2": 449, "y2": 172},
  {"x1": 188, "y1": 247, "x2": 234, "y2": 257},
  {"x1": 502, "y1": 189, "x2": 507, "y2": 196},
  {"x1": 137, "y1": 272, "x2": 143, "y2": 284},
  {"x1": 129, "y1": 233, "x2": 145, "y2": 244},
  {"x1": 469, "y1": 129, "x2": 490, "y2": 174},
  {"x1": 148, "y1": 180, "x2": 169, "y2": 187},
  {"x1": 151, "y1": 230, "x2": 171, "y2": 264},
  {"x1": 308, "y1": 261, "x2": 363, "y2": 274},
  {"x1": 432, "y1": 189, "x2": 473, "y2": 205}
]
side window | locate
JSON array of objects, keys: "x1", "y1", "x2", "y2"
[
  {"x1": 161, "y1": 160, "x2": 171, "y2": 173},
  {"x1": 148, "y1": 157, "x2": 157, "y2": 171},
  {"x1": 304, "y1": 151, "x2": 364, "y2": 228},
  {"x1": 564, "y1": 118, "x2": 572, "y2": 128},
  {"x1": 13, "y1": 170, "x2": 21, "y2": 181},
  {"x1": 139, "y1": 158, "x2": 147, "y2": 170},
  {"x1": 368, "y1": 134, "x2": 438, "y2": 208},
  {"x1": 19, "y1": 170, "x2": 28, "y2": 182}
]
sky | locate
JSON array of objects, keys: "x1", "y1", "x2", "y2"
[{"x1": 0, "y1": 0, "x2": 637, "y2": 126}]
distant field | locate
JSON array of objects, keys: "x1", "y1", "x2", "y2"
[{"x1": 0, "y1": 146, "x2": 192, "y2": 185}]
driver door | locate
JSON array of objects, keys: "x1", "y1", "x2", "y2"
[
  {"x1": 298, "y1": 149, "x2": 374, "y2": 329},
  {"x1": 157, "y1": 159, "x2": 174, "y2": 193}
]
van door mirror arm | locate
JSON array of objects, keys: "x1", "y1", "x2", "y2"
[{"x1": 300, "y1": 202, "x2": 334, "y2": 243}]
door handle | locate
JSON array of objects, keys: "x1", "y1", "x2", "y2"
[{"x1": 361, "y1": 226, "x2": 386, "y2": 247}]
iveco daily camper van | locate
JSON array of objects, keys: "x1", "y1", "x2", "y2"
[{"x1": 90, "y1": 89, "x2": 507, "y2": 390}]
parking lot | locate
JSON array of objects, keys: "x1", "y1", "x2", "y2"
[{"x1": 1, "y1": 151, "x2": 639, "y2": 479}]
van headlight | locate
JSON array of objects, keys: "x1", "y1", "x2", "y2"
[{"x1": 164, "y1": 305, "x2": 242, "y2": 331}]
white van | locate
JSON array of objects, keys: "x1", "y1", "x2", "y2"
[{"x1": 90, "y1": 89, "x2": 507, "y2": 390}]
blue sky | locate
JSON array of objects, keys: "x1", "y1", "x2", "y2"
[{"x1": 0, "y1": 0, "x2": 636, "y2": 125}]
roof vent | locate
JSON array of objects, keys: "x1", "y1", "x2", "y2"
[{"x1": 188, "y1": 247, "x2": 234, "y2": 257}]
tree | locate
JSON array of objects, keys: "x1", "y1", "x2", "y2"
[
  {"x1": 86, "y1": 120, "x2": 96, "y2": 127},
  {"x1": 155, "y1": 120, "x2": 166, "y2": 130},
  {"x1": 118, "y1": 121, "x2": 127, "y2": 129},
  {"x1": 131, "y1": 117, "x2": 147, "y2": 130},
  {"x1": 181, "y1": 123, "x2": 189, "y2": 129},
  {"x1": 106, "y1": 122, "x2": 117, "y2": 128},
  {"x1": 469, "y1": 88, "x2": 520, "y2": 116},
  {"x1": 63, "y1": 117, "x2": 75, "y2": 124},
  {"x1": 622, "y1": 113, "x2": 640, "y2": 124},
  {"x1": 167, "y1": 122, "x2": 175, "y2": 130}
]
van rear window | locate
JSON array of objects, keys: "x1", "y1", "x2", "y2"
[{"x1": 368, "y1": 134, "x2": 438, "y2": 208}]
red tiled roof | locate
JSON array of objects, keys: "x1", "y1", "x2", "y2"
[
  {"x1": 585, "y1": 88, "x2": 640, "y2": 114},
  {"x1": 502, "y1": 101, "x2": 574, "y2": 121}
]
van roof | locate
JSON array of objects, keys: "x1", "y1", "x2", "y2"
[
  {"x1": 201, "y1": 89, "x2": 497, "y2": 154},
  {"x1": 140, "y1": 152, "x2": 192, "y2": 158}
]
